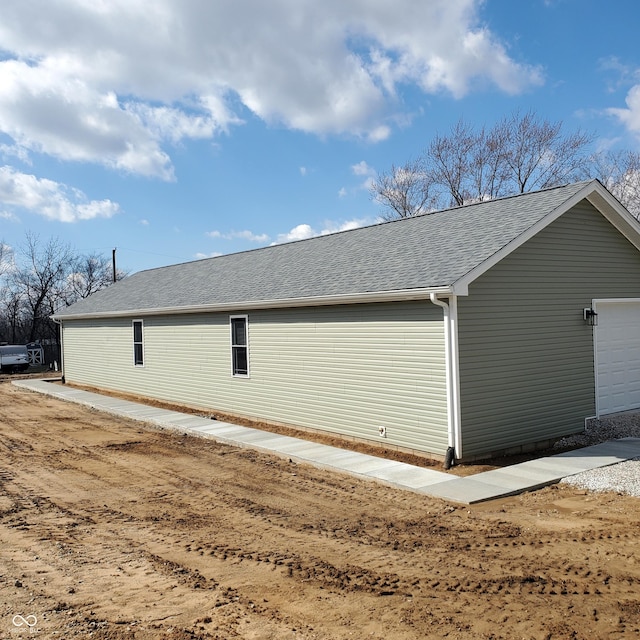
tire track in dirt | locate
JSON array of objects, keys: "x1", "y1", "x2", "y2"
[
  {"x1": 45, "y1": 456, "x2": 639, "y2": 617},
  {"x1": 31, "y1": 451, "x2": 640, "y2": 605}
]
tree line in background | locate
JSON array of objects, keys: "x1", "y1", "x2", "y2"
[
  {"x1": 371, "y1": 109, "x2": 640, "y2": 220},
  {"x1": 0, "y1": 233, "x2": 125, "y2": 354}
]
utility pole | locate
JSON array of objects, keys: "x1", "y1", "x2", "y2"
[{"x1": 112, "y1": 248, "x2": 117, "y2": 283}]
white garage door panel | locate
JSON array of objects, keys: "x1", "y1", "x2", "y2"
[{"x1": 596, "y1": 301, "x2": 640, "y2": 415}]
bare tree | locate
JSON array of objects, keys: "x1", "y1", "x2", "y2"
[
  {"x1": 588, "y1": 149, "x2": 640, "y2": 219},
  {"x1": 500, "y1": 110, "x2": 593, "y2": 193},
  {"x1": 467, "y1": 124, "x2": 510, "y2": 203},
  {"x1": 426, "y1": 119, "x2": 477, "y2": 206},
  {"x1": 370, "y1": 158, "x2": 435, "y2": 220},
  {"x1": 0, "y1": 242, "x2": 18, "y2": 343},
  {"x1": 64, "y1": 252, "x2": 124, "y2": 304},
  {"x1": 0, "y1": 285, "x2": 26, "y2": 344},
  {"x1": 12, "y1": 233, "x2": 74, "y2": 343},
  {"x1": 371, "y1": 110, "x2": 594, "y2": 219},
  {"x1": 425, "y1": 120, "x2": 512, "y2": 206},
  {"x1": 0, "y1": 234, "x2": 125, "y2": 349}
]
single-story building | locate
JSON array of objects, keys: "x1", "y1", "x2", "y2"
[{"x1": 53, "y1": 180, "x2": 640, "y2": 462}]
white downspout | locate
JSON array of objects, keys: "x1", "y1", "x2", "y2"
[
  {"x1": 52, "y1": 317, "x2": 65, "y2": 383},
  {"x1": 429, "y1": 293, "x2": 462, "y2": 463}
]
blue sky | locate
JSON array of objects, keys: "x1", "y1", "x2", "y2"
[{"x1": 1, "y1": 0, "x2": 640, "y2": 274}]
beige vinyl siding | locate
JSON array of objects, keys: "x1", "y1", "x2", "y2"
[
  {"x1": 62, "y1": 301, "x2": 449, "y2": 455},
  {"x1": 458, "y1": 201, "x2": 640, "y2": 458}
]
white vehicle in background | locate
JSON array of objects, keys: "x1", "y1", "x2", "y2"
[{"x1": 0, "y1": 344, "x2": 29, "y2": 373}]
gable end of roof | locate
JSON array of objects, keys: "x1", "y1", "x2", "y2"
[{"x1": 451, "y1": 180, "x2": 640, "y2": 294}]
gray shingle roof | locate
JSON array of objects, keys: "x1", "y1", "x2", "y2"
[{"x1": 54, "y1": 181, "x2": 598, "y2": 318}]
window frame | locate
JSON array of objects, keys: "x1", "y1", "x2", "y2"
[
  {"x1": 230, "y1": 315, "x2": 249, "y2": 377},
  {"x1": 132, "y1": 319, "x2": 144, "y2": 367}
]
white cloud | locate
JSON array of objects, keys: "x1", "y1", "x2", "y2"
[
  {"x1": 598, "y1": 56, "x2": 640, "y2": 94},
  {"x1": 0, "y1": 60, "x2": 176, "y2": 180},
  {"x1": 0, "y1": 1, "x2": 542, "y2": 179},
  {"x1": 0, "y1": 165, "x2": 120, "y2": 222},
  {"x1": 0, "y1": 210, "x2": 19, "y2": 222},
  {"x1": 273, "y1": 217, "x2": 373, "y2": 244},
  {"x1": 350, "y1": 160, "x2": 376, "y2": 191},
  {"x1": 195, "y1": 251, "x2": 223, "y2": 259},
  {"x1": 275, "y1": 224, "x2": 316, "y2": 243},
  {"x1": 125, "y1": 102, "x2": 238, "y2": 144},
  {"x1": 608, "y1": 85, "x2": 640, "y2": 139},
  {"x1": 207, "y1": 229, "x2": 270, "y2": 243},
  {"x1": 0, "y1": 143, "x2": 31, "y2": 164},
  {"x1": 352, "y1": 160, "x2": 374, "y2": 176}
]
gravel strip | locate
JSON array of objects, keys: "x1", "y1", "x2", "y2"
[{"x1": 554, "y1": 411, "x2": 640, "y2": 496}]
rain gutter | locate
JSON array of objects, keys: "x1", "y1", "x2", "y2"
[{"x1": 51, "y1": 286, "x2": 454, "y2": 321}]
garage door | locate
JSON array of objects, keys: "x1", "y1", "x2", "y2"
[{"x1": 596, "y1": 300, "x2": 640, "y2": 415}]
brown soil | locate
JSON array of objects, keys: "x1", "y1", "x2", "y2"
[{"x1": 1, "y1": 381, "x2": 639, "y2": 639}]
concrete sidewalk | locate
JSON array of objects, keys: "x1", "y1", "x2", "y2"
[{"x1": 13, "y1": 378, "x2": 640, "y2": 504}]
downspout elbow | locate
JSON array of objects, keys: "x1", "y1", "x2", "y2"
[{"x1": 429, "y1": 292, "x2": 449, "y2": 311}]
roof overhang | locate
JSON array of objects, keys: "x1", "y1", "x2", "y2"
[
  {"x1": 52, "y1": 286, "x2": 455, "y2": 321},
  {"x1": 450, "y1": 180, "x2": 640, "y2": 296}
]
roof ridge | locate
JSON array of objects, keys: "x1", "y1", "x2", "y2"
[
  {"x1": 133, "y1": 180, "x2": 598, "y2": 277},
  {"x1": 417, "y1": 179, "x2": 597, "y2": 216}
]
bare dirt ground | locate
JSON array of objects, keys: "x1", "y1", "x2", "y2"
[{"x1": 1, "y1": 381, "x2": 640, "y2": 639}]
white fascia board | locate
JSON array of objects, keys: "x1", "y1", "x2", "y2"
[
  {"x1": 51, "y1": 286, "x2": 454, "y2": 321},
  {"x1": 452, "y1": 180, "x2": 640, "y2": 293},
  {"x1": 593, "y1": 297, "x2": 640, "y2": 305},
  {"x1": 585, "y1": 187, "x2": 640, "y2": 251}
]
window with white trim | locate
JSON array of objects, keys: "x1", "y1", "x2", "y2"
[
  {"x1": 133, "y1": 320, "x2": 144, "y2": 366},
  {"x1": 230, "y1": 315, "x2": 249, "y2": 376}
]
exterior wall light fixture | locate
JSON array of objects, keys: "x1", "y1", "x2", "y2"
[{"x1": 583, "y1": 307, "x2": 598, "y2": 326}]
